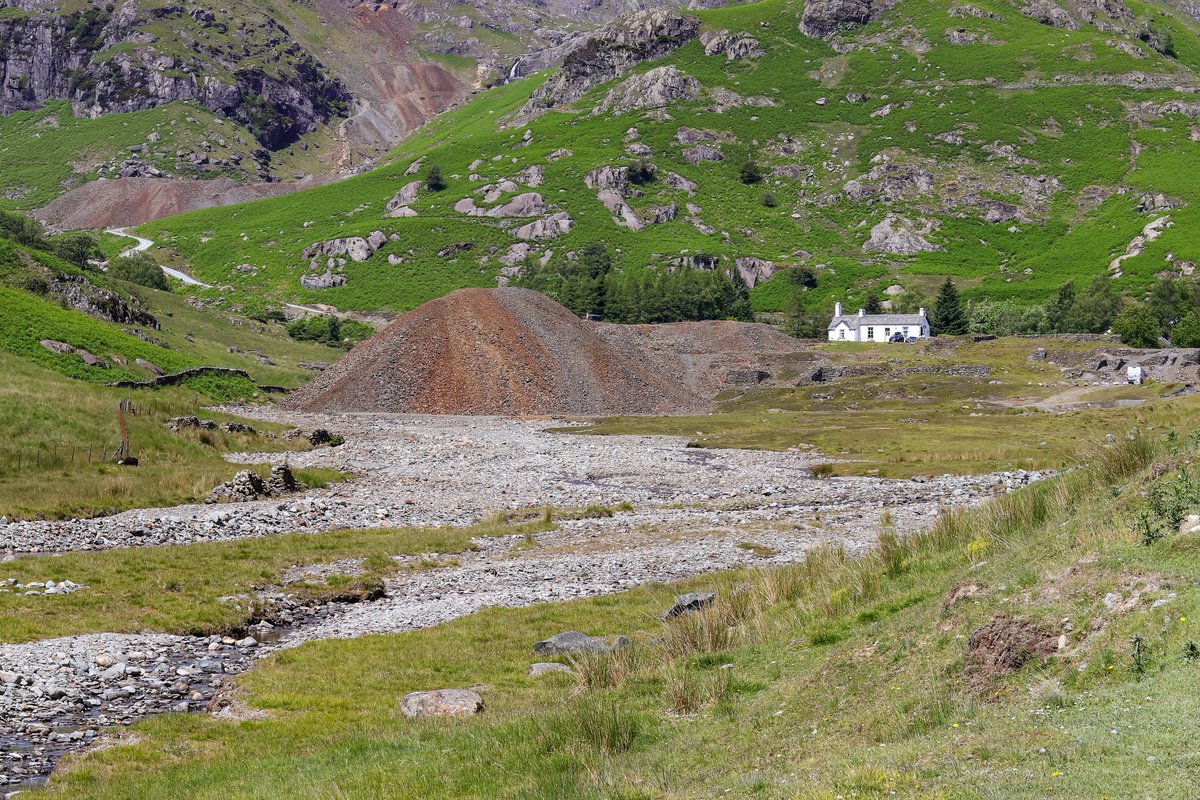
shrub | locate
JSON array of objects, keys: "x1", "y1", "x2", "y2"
[
  {"x1": 109, "y1": 252, "x2": 169, "y2": 291},
  {"x1": 286, "y1": 315, "x2": 373, "y2": 346},
  {"x1": 761, "y1": 191, "x2": 778, "y2": 207},
  {"x1": 739, "y1": 160, "x2": 763, "y2": 184},
  {"x1": 425, "y1": 164, "x2": 446, "y2": 192},
  {"x1": 627, "y1": 159, "x2": 656, "y2": 185}
]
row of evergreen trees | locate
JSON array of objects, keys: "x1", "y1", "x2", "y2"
[
  {"x1": 785, "y1": 271, "x2": 1200, "y2": 347},
  {"x1": 514, "y1": 243, "x2": 753, "y2": 324}
]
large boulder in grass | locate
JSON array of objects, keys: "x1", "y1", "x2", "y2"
[
  {"x1": 662, "y1": 591, "x2": 716, "y2": 619},
  {"x1": 399, "y1": 689, "x2": 484, "y2": 718},
  {"x1": 532, "y1": 631, "x2": 619, "y2": 656}
]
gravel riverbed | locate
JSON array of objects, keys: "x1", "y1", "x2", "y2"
[{"x1": 0, "y1": 412, "x2": 1047, "y2": 791}]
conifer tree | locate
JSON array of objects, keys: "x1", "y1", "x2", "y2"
[{"x1": 930, "y1": 278, "x2": 967, "y2": 335}]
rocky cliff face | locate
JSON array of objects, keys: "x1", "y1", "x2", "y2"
[
  {"x1": 517, "y1": 10, "x2": 701, "y2": 121},
  {"x1": 0, "y1": 2, "x2": 349, "y2": 149}
]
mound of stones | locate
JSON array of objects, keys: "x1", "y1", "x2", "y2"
[
  {"x1": 205, "y1": 464, "x2": 305, "y2": 504},
  {"x1": 283, "y1": 288, "x2": 703, "y2": 416}
]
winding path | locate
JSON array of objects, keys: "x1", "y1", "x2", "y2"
[{"x1": 106, "y1": 228, "x2": 330, "y2": 316}]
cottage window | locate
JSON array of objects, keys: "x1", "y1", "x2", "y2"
[
  {"x1": 884, "y1": 327, "x2": 891, "y2": 338},
  {"x1": 866, "y1": 327, "x2": 875, "y2": 340},
  {"x1": 838, "y1": 329, "x2": 845, "y2": 340}
]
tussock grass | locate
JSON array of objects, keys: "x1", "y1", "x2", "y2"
[{"x1": 24, "y1": 432, "x2": 1200, "y2": 800}]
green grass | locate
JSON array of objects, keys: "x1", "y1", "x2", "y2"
[
  {"x1": 0, "y1": 351, "x2": 334, "y2": 520},
  {"x1": 575, "y1": 336, "x2": 1200, "y2": 476},
  {"x1": 25, "y1": 435, "x2": 1200, "y2": 798},
  {"x1": 0, "y1": 517, "x2": 554, "y2": 642},
  {"x1": 104, "y1": 0, "x2": 1200, "y2": 318}
]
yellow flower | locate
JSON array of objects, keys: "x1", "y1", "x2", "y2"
[
  {"x1": 952, "y1": 723, "x2": 960, "y2": 728},
  {"x1": 1051, "y1": 771, "x2": 1062, "y2": 777},
  {"x1": 1181, "y1": 615, "x2": 1188, "y2": 622}
]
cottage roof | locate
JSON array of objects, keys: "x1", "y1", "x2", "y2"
[{"x1": 828, "y1": 313, "x2": 927, "y2": 331}]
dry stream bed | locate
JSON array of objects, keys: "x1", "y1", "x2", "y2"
[{"x1": 0, "y1": 412, "x2": 1047, "y2": 792}]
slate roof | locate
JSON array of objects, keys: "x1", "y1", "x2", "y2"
[{"x1": 828, "y1": 314, "x2": 927, "y2": 331}]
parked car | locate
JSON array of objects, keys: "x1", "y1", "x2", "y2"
[
  {"x1": 889, "y1": 332, "x2": 906, "y2": 342},
  {"x1": 905, "y1": 336, "x2": 918, "y2": 344}
]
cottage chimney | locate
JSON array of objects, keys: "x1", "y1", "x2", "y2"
[
  {"x1": 858, "y1": 308, "x2": 865, "y2": 317},
  {"x1": 919, "y1": 307, "x2": 926, "y2": 317},
  {"x1": 834, "y1": 301, "x2": 842, "y2": 317}
]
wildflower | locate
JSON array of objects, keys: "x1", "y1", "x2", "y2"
[{"x1": 1051, "y1": 771, "x2": 1062, "y2": 777}]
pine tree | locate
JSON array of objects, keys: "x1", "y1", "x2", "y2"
[
  {"x1": 864, "y1": 292, "x2": 883, "y2": 314},
  {"x1": 930, "y1": 278, "x2": 967, "y2": 335},
  {"x1": 1047, "y1": 281, "x2": 1076, "y2": 333},
  {"x1": 425, "y1": 164, "x2": 446, "y2": 192}
]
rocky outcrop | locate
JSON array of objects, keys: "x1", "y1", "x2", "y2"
[
  {"x1": 701, "y1": 30, "x2": 764, "y2": 60},
  {"x1": 594, "y1": 66, "x2": 701, "y2": 114},
  {"x1": 1020, "y1": 0, "x2": 1077, "y2": 29},
  {"x1": 800, "y1": 0, "x2": 880, "y2": 38},
  {"x1": 863, "y1": 215, "x2": 943, "y2": 255},
  {"x1": 384, "y1": 181, "x2": 422, "y2": 217},
  {"x1": 684, "y1": 144, "x2": 725, "y2": 164},
  {"x1": 0, "y1": 5, "x2": 349, "y2": 149},
  {"x1": 735, "y1": 257, "x2": 779, "y2": 288},
  {"x1": 300, "y1": 271, "x2": 348, "y2": 290},
  {"x1": 519, "y1": 11, "x2": 700, "y2": 119},
  {"x1": 515, "y1": 212, "x2": 573, "y2": 240},
  {"x1": 301, "y1": 233, "x2": 386, "y2": 263},
  {"x1": 455, "y1": 192, "x2": 545, "y2": 217}
]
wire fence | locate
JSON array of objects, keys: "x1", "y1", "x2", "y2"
[{"x1": 1, "y1": 398, "x2": 184, "y2": 472}]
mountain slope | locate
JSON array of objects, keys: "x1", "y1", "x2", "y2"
[
  {"x1": 0, "y1": 0, "x2": 707, "y2": 219},
  {"x1": 125, "y1": 0, "x2": 1200, "y2": 317}
]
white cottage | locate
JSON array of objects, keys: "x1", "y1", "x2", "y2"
[{"x1": 827, "y1": 302, "x2": 931, "y2": 342}]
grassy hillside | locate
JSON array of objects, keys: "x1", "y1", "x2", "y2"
[
  {"x1": 23, "y1": 434, "x2": 1200, "y2": 798},
  {"x1": 0, "y1": 351, "x2": 339, "y2": 520},
  {"x1": 0, "y1": 235, "x2": 341, "y2": 390},
  {"x1": 132, "y1": 0, "x2": 1200, "y2": 316}
]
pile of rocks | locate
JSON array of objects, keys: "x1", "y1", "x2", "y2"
[
  {"x1": 0, "y1": 578, "x2": 85, "y2": 596},
  {"x1": 204, "y1": 464, "x2": 305, "y2": 505}
]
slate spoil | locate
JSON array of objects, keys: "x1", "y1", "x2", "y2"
[{"x1": 0, "y1": 413, "x2": 1048, "y2": 789}]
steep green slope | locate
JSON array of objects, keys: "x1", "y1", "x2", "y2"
[
  {"x1": 0, "y1": 235, "x2": 341, "y2": 390},
  {"x1": 134, "y1": 0, "x2": 1200, "y2": 315}
]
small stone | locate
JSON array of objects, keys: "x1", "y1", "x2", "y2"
[{"x1": 529, "y1": 662, "x2": 572, "y2": 677}]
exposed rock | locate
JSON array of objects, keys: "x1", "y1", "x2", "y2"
[
  {"x1": 735, "y1": 257, "x2": 779, "y2": 288},
  {"x1": 595, "y1": 66, "x2": 701, "y2": 114},
  {"x1": 662, "y1": 171, "x2": 697, "y2": 195},
  {"x1": 863, "y1": 215, "x2": 943, "y2": 255},
  {"x1": 662, "y1": 591, "x2": 716, "y2": 619},
  {"x1": 546, "y1": 148, "x2": 573, "y2": 161},
  {"x1": 455, "y1": 192, "x2": 545, "y2": 217},
  {"x1": 516, "y1": 212, "x2": 573, "y2": 240},
  {"x1": 585, "y1": 166, "x2": 630, "y2": 192},
  {"x1": 385, "y1": 181, "x2": 422, "y2": 215},
  {"x1": 684, "y1": 144, "x2": 725, "y2": 164},
  {"x1": 400, "y1": 689, "x2": 484, "y2": 718},
  {"x1": 1020, "y1": 1, "x2": 1077, "y2": 29},
  {"x1": 301, "y1": 235, "x2": 385, "y2": 263},
  {"x1": 135, "y1": 358, "x2": 164, "y2": 376},
  {"x1": 949, "y1": 4, "x2": 1001, "y2": 19},
  {"x1": 521, "y1": 11, "x2": 700, "y2": 119},
  {"x1": 533, "y1": 631, "x2": 610, "y2": 656},
  {"x1": 701, "y1": 30, "x2": 764, "y2": 60},
  {"x1": 205, "y1": 464, "x2": 305, "y2": 505},
  {"x1": 800, "y1": 0, "x2": 878, "y2": 38},
  {"x1": 300, "y1": 271, "x2": 347, "y2": 290},
  {"x1": 529, "y1": 662, "x2": 572, "y2": 677},
  {"x1": 515, "y1": 165, "x2": 544, "y2": 187},
  {"x1": 1137, "y1": 192, "x2": 1185, "y2": 213}
]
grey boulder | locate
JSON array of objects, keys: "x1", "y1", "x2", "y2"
[{"x1": 400, "y1": 689, "x2": 484, "y2": 718}]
